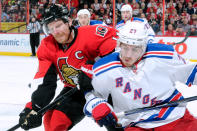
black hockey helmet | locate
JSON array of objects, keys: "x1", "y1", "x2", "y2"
[{"x1": 42, "y1": 4, "x2": 70, "y2": 35}]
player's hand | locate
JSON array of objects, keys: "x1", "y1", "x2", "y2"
[
  {"x1": 92, "y1": 102, "x2": 118, "y2": 127},
  {"x1": 19, "y1": 108, "x2": 42, "y2": 130},
  {"x1": 83, "y1": 97, "x2": 118, "y2": 127}
]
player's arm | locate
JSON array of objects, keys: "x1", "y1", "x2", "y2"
[
  {"x1": 144, "y1": 19, "x2": 155, "y2": 44},
  {"x1": 18, "y1": 42, "x2": 58, "y2": 130},
  {"x1": 95, "y1": 25, "x2": 118, "y2": 57},
  {"x1": 170, "y1": 52, "x2": 197, "y2": 86},
  {"x1": 83, "y1": 71, "x2": 117, "y2": 127}
]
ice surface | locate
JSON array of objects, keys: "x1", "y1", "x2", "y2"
[{"x1": 0, "y1": 56, "x2": 196, "y2": 131}]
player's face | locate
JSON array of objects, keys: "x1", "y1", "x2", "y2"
[
  {"x1": 78, "y1": 14, "x2": 90, "y2": 26},
  {"x1": 121, "y1": 11, "x2": 132, "y2": 22},
  {"x1": 120, "y1": 43, "x2": 143, "y2": 67},
  {"x1": 48, "y1": 20, "x2": 70, "y2": 44}
]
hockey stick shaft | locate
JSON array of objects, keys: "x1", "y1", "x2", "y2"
[
  {"x1": 7, "y1": 87, "x2": 78, "y2": 131},
  {"x1": 116, "y1": 95, "x2": 197, "y2": 118},
  {"x1": 28, "y1": 78, "x2": 61, "y2": 88},
  {"x1": 172, "y1": 30, "x2": 191, "y2": 45}
]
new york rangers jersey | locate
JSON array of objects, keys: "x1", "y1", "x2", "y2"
[
  {"x1": 75, "y1": 20, "x2": 106, "y2": 28},
  {"x1": 91, "y1": 43, "x2": 197, "y2": 128},
  {"x1": 116, "y1": 17, "x2": 155, "y2": 43}
]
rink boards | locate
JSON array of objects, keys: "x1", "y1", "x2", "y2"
[{"x1": 0, "y1": 34, "x2": 197, "y2": 62}]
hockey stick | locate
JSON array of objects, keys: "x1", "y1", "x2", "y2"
[
  {"x1": 172, "y1": 30, "x2": 191, "y2": 45},
  {"x1": 7, "y1": 87, "x2": 79, "y2": 131},
  {"x1": 28, "y1": 78, "x2": 61, "y2": 88},
  {"x1": 116, "y1": 95, "x2": 197, "y2": 118}
]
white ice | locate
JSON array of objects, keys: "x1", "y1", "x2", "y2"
[{"x1": 0, "y1": 56, "x2": 197, "y2": 131}]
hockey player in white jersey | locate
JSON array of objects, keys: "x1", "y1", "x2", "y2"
[
  {"x1": 83, "y1": 21, "x2": 197, "y2": 130},
  {"x1": 76, "y1": 9, "x2": 106, "y2": 28},
  {"x1": 116, "y1": 4, "x2": 155, "y2": 44}
]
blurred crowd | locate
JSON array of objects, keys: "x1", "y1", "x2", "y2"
[{"x1": 1, "y1": 0, "x2": 197, "y2": 36}]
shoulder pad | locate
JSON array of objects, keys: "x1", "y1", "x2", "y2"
[
  {"x1": 133, "y1": 17, "x2": 145, "y2": 23},
  {"x1": 93, "y1": 52, "x2": 122, "y2": 76},
  {"x1": 90, "y1": 20, "x2": 103, "y2": 25},
  {"x1": 143, "y1": 43, "x2": 174, "y2": 59}
]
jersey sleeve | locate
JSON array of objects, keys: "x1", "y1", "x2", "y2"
[
  {"x1": 143, "y1": 19, "x2": 155, "y2": 43},
  {"x1": 30, "y1": 39, "x2": 58, "y2": 108},
  {"x1": 91, "y1": 73, "x2": 112, "y2": 100},
  {"x1": 94, "y1": 25, "x2": 118, "y2": 57},
  {"x1": 170, "y1": 52, "x2": 197, "y2": 86}
]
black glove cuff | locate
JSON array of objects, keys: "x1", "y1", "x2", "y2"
[
  {"x1": 19, "y1": 108, "x2": 32, "y2": 117},
  {"x1": 32, "y1": 104, "x2": 41, "y2": 112}
]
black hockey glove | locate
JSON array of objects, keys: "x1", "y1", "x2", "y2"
[
  {"x1": 19, "y1": 107, "x2": 42, "y2": 130},
  {"x1": 78, "y1": 70, "x2": 94, "y2": 94}
]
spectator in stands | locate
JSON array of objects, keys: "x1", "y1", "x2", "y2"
[
  {"x1": 2, "y1": 16, "x2": 9, "y2": 22},
  {"x1": 140, "y1": 13, "x2": 146, "y2": 19},
  {"x1": 157, "y1": 25, "x2": 164, "y2": 35},
  {"x1": 103, "y1": 14, "x2": 112, "y2": 26},
  {"x1": 147, "y1": 0, "x2": 157, "y2": 9},
  {"x1": 148, "y1": 12, "x2": 158, "y2": 24},
  {"x1": 186, "y1": 2, "x2": 195, "y2": 15},
  {"x1": 100, "y1": 0, "x2": 107, "y2": 9},
  {"x1": 146, "y1": 7, "x2": 156, "y2": 19},
  {"x1": 140, "y1": 2, "x2": 147, "y2": 14},
  {"x1": 116, "y1": 0, "x2": 124, "y2": 11},
  {"x1": 98, "y1": 7, "x2": 105, "y2": 19},
  {"x1": 190, "y1": 25, "x2": 197, "y2": 36},
  {"x1": 1, "y1": 12, "x2": 10, "y2": 22},
  {"x1": 181, "y1": 9, "x2": 190, "y2": 21},
  {"x1": 132, "y1": 2, "x2": 140, "y2": 17},
  {"x1": 176, "y1": 25, "x2": 186, "y2": 36},
  {"x1": 168, "y1": 18, "x2": 178, "y2": 30},
  {"x1": 192, "y1": 18, "x2": 197, "y2": 29},
  {"x1": 71, "y1": 8, "x2": 78, "y2": 20},
  {"x1": 27, "y1": 16, "x2": 41, "y2": 56},
  {"x1": 189, "y1": 14, "x2": 197, "y2": 25},
  {"x1": 181, "y1": 18, "x2": 191, "y2": 32},
  {"x1": 124, "y1": 0, "x2": 132, "y2": 6},
  {"x1": 176, "y1": 3, "x2": 184, "y2": 15},
  {"x1": 93, "y1": 0, "x2": 100, "y2": 12},
  {"x1": 83, "y1": 2, "x2": 89, "y2": 9},
  {"x1": 165, "y1": 24, "x2": 176, "y2": 36},
  {"x1": 156, "y1": 2, "x2": 163, "y2": 20},
  {"x1": 151, "y1": 20, "x2": 160, "y2": 33},
  {"x1": 167, "y1": 0, "x2": 176, "y2": 9}
]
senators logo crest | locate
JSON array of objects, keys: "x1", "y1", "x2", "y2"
[
  {"x1": 96, "y1": 26, "x2": 108, "y2": 37},
  {"x1": 58, "y1": 57, "x2": 80, "y2": 87}
]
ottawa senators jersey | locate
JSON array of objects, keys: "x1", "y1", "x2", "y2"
[{"x1": 30, "y1": 25, "x2": 118, "y2": 108}]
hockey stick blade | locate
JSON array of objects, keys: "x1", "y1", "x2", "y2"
[
  {"x1": 116, "y1": 95, "x2": 197, "y2": 118},
  {"x1": 7, "y1": 87, "x2": 78, "y2": 131}
]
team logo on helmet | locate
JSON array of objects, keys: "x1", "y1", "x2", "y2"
[
  {"x1": 96, "y1": 26, "x2": 108, "y2": 37},
  {"x1": 58, "y1": 58, "x2": 80, "y2": 87}
]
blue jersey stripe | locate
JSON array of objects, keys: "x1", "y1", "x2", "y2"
[
  {"x1": 95, "y1": 65, "x2": 122, "y2": 76},
  {"x1": 186, "y1": 65, "x2": 197, "y2": 86}
]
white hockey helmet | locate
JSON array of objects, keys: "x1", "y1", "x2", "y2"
[
  {"x1": 121, "y1": 4, "x2": 132, "y2": 15},
  {"x1": 117, "y1": 21, "x2": 148, "y2": 54},
  {"x1": 77, "y1": 9, "x2": 91, "y2": 18}
]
